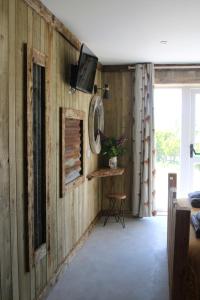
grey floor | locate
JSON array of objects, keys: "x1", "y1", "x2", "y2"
[{"x1": 46, "y1": 216, "x2": 169, "y2": 300}]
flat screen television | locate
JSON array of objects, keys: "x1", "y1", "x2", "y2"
[{"x1": 70, "y1": 44, "x2": 98, "y2": 94}]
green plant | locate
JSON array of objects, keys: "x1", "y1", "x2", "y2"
[
  {"x1": 155, "y1": 130, "x2": 180, "y2": 163},
  {"x1": 100, "y1": 133, "x2": 127, "y2": 159}
]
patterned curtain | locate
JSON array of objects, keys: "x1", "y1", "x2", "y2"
[{"x1": 132, "y1": 63, "x2": 156, "y2": 217}]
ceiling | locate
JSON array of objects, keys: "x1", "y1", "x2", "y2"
[{"x1": 41, "y1": 0, "x2": 200, "y2": 65}]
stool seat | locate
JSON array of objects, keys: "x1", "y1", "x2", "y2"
[
  {"x1": 107, "y1": 193, "x2": 126, "y2": 200},
  {"x1": 104, "y1": 193, "x2": 127, "y2": 228}
]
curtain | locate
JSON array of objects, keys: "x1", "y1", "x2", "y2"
[{"x1": 132, "y1": 63, "x2": 156, "y2": 217}]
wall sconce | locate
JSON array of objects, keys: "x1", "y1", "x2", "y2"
[{"x1": 94, "y1": 84, "x2": 110, "y2": 99}]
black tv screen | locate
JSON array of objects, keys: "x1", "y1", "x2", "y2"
[{"x1": 70, "y1": 44, "x2": 98, "y2": 94}]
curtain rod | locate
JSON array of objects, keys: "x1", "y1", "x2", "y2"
[{"x1": 128, "y1": 64, "x2": 200, "y2": 70}]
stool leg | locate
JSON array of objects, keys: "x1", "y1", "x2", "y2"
[
  {"x1": 119, "y1": 199, "x2": 125, "y2": 228},
  {"x1": 115, "y1": 204, "x2": 119, "y2": 223},
  {"x1": 104, "y1": 198, "x2": 115, "y2": 226},
  {"x1": 122, "y1": 199, "x2": 125, "y2": 228}
]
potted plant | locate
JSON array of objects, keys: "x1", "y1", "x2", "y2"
[{"x1": 100, "y1": 132, "x2": 127, "y2": 168}]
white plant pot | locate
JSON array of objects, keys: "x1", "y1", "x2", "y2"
[{"x1": 109, "y1": 156, "x2": 117, "y2": 169}]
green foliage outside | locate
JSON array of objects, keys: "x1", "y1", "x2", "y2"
[
  {"x1": 155, "y1": 130, "x2": 180, "y2": 165},
  {"x1": 156, "y1": 128, "x2": 200, "y2": 178},
  {"x1": 156, "y1": 130, "x2": 200, "y2": 170}
]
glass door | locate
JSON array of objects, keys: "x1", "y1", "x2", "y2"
[
  {"x1": 180, "y1": 88, "x2": 200, "y2": 196},
  {"x1": 189, "y1": 89, "x2": 200, "y2": 191},
  {"x1": 154, "y1": 88, "x2": 182, "y2": 212},
  {"x1": 154, "y1": 86, "x2": 200, "y2": 212}
]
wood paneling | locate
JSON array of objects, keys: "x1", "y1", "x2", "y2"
[
  {"x1": 102, "y1": 71, "x2": 133, "y2": 212},
  {"x1": 168, "y1": 174, "x2": 191, "y2": 300},
  {"x1": 24, "y1": 0, "x2": 81, "y2": 51},
  {"x1": 155, "y1": 69, "x2": 200, "y2": 84},
  {"x1": 0, "y1": 0, "x2": 12, "y2": 299},
  {"x1": 8, "y1": 0, "x2": 20, "y2": 298},
  {"x1": 0, "y1": 0, "x2": 102, "y2": 298}
]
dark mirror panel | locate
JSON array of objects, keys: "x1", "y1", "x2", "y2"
[{"x1": 33, "y1": 63, "x2": 46, "y2": 250}]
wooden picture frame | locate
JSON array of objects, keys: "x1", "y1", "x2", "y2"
[{"x1": 60, "y1": 108, "x2": 85, "y2": 197}]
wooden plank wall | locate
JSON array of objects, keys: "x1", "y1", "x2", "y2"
[
  {"x1": 155, "y1": 69, "x2": 200, "y2": 84},
  {"x1": 0, "y1": 1, "x2": 12, "y2": 299},
  {"x1": 0, "y1": 0, "x2": 102, "y2": 299},
  {"x1": 101, "y1": 71, "x2": 133, "y2": 212}
]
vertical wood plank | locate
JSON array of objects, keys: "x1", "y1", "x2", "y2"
[
  {"x1": 31, "y1": 14, "x2": 48, "y2": 298},
  {"x1": 122, "y1": 72, "x2": 133, "y2": 211},
  {"x1": 53, "y1": 37, "x2": 59, "y2": 254},
  {"x1": 9, "y1": 0, "x2": 20, "y2": 298},
  {"x1": 27, "y1": 7, "x2": 36, "y2": 300},
  {"x1": 56, "y1": 33, "x2": 63, "y2": 265},
  {"x1": 46, "y1": 28, "x2": 58, "y2": 281},
  {"x1": 0, "y1": 0, "x2": 12, "y2": 298},
  {"x1": 32, "y1": 10, "x2": 41, "y2": 50},
  {"x1": 15, "y1": 1, "x2": 31, "y2": 299},
  {"x1": 42, "y1": 15, "x2": 48, "y2": 293},
  {"x1": 63, "y1": 41, "x2": 68, "y2": 257},
  {"x1": 46, "y1": 23, "x2": 52, "y2": 281},
  {"x1": 59, "y1": 36, "x2": 64, "y2": 257}
]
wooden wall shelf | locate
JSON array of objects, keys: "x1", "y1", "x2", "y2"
[{"x1": 87, "y1": 168, "x2": 125, "y2": 180}]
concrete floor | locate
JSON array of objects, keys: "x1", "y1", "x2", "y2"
[{"x1": 46, "y1": 216, "x2": 169, "y2": 300}]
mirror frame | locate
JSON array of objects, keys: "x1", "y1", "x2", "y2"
[{"x1": 88, "y1": 95, "x2": 104, "y2": 154}]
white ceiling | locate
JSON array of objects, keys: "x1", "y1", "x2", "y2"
[{"x1": 41, "y1": 0, "x2": 200, "y2": 65}]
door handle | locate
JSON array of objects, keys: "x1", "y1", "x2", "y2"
[{"x1": 190, "y1": 144, "x2": 200, "y2": 158}]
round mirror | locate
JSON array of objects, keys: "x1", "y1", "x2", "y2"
[
  {"x1": 94, "y1": 108, "x2": 99, "y2": 141},
  {"x1": 89, "y1": 95, "x2": 104, "y2": 154}
]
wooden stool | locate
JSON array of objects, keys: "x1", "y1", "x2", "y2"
[{"x1": 104, "y1": 193, "x2": 126, "y2": 228}]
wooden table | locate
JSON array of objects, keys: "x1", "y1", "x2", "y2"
[
  {"x1": 87, "y1": 168, "x2": 126, "y2": 227},
  {"x1": 87, "y1": 168, "x2": 125, "y2": 180}
]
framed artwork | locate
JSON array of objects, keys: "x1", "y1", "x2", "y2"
[
  {"x1": 60, "y1": 108, "x2": 85, "y2": 196},
  {"x1": 26, "y1": 46, "x2": 48, "y2": 270}
]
